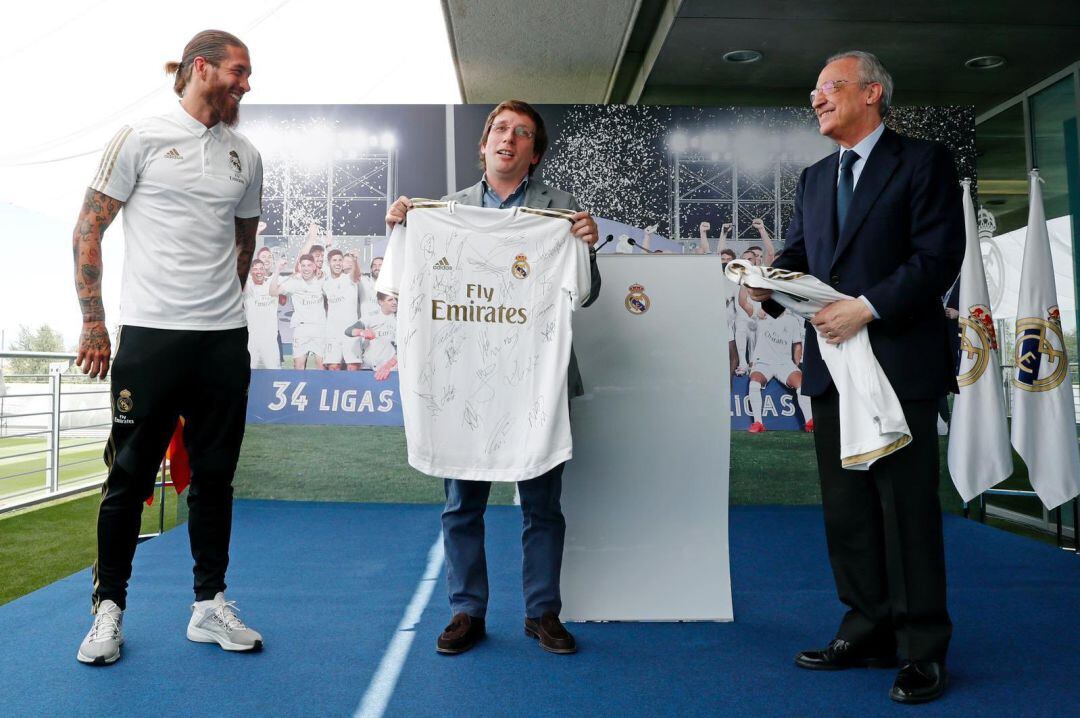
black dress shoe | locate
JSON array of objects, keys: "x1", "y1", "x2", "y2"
[
  {"x1": 890, "y1": 661, "x2": 947, "y2": 704},
  {"x1": 524, "y1": 611, "x2": 577, "y2": 654},
  {"x1": 436, "y1": 613, "x2": 485, "y2": 655},
  {"x1": 795, "y1": 638, "x2": 898, "y2": 670}
]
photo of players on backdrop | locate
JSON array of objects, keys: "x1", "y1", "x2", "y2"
[
  {"x1": 243, "y1": 222, "x2": 397, "y2": 376},
  {"x1": 238, "y1": 103, "x2": 974, "y2": 427}
]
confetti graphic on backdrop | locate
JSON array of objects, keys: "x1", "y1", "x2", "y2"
[
  {"x1": 245, "y1": 117, "x2": 395, "y2": 240},
  {"x1": 540, "y1": 105, "x2": 975, "y2": 242},
  {"x1": 240, "y1": 104, "x2": 976, "y2": 250},
  {"x1": 889, "y1": 106, "x2": 978, "y2": 194},
  {"x1": 542, "y1": 105, "x2": 672, "y2": 232}
]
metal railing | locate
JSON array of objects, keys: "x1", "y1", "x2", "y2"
[
  {"x1": 1, "y1": 352, "x2": 111, "y2": 510},
  {"x1": 1, "y1": 351, "x2": 177, "y2": 536}
]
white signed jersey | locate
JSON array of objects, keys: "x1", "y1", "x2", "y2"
[
  {"x1": 378, "y1": 203, "x2": 591, "y2": 481},
  {"x1": 726, "y1": 260, "x2": 911, "y2": 470}
]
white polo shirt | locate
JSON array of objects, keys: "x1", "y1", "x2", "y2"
[{"x1": 89, "y1": 102, "x2": 263, "y2": 330}]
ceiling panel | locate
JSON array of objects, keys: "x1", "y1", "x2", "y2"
[
  {"x1": 643, "y1": 4, "x2": 1080, "y2": 111},
  {"x1": 444, "y1": 0, "x2": 639, "y2": 103}
]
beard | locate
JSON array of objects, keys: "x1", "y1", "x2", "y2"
[{"x1": 206, "y1": 77, "x2": 240, "y2": 127}]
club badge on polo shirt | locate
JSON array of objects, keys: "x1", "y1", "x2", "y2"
[
  {"x1": 625, "y1": 283, "x2": 650, "y2": 315},
  {"x1": 227, "y1": 150, "x2": 245, "y2": 184}
]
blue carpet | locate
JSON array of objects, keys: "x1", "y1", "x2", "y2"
[{"x1": 1, "y1": 501, "x2": 1078, "y2": 717}]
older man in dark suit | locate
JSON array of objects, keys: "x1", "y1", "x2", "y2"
[
  {"x1": 385, "y1": 100, "x2": 600, "y2": 657},
  {"x1": 750, "y1": 51, "x2": 964, "y2": 704}
]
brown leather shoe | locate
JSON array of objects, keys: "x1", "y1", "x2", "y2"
[
  {"x1": 436, "y1": 613, "x2": 485, "y2": 655},
  {"x1": 524, "y1": 611, "x2": 577, "y2": 654}
]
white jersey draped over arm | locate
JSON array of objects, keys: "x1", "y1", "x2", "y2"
[{"x1": 725, "y1": 260, "x2": 911, "y2": 469}]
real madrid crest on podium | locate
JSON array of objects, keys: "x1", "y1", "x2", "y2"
[
  {"x1": 511, "y1": 253, "x2": 530, "y2": 279},
  {"x1": 1014, "y1": 305, "x2": 1068, "y2": 392},
  {"x1": 625, "y1": 283, "x2": 650, "y2": 315}
]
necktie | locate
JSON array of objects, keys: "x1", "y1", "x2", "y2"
[{"x1": 837, "y1": 149, "x2": 860, "y2": 233}]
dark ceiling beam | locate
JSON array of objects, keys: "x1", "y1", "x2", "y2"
[
  {"x1": 606, "y1": 0, "x2": 683, "y2": 105},
  {"x1": 440, "y1": 0, "x2": 467, "y2": 103}
]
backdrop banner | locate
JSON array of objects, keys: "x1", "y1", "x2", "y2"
[
  {"x1": 238, "y1": 103, "x2": 974, "y2": 429},
  {"x1": 246, "y1": 370, "x2": 401, "y2": 426}
]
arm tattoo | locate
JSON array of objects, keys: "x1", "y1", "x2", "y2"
[
  {"x1": 72, "y1": 188, "x2": 121, "y2": 322},
  {"x1": 79, "y1": 297, "x2": 106, "y2": 321},
  {"x1": 235, "y1": 216, "x2": 260, "y2": 289}
]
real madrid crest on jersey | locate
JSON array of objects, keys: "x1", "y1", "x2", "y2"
[
  {"x1": 958, "y1": 304, "x2": 998, "y2": 387},
  {"x1": 511, "y1": 254, "x2": 530, "y2": 279},
  {"x1": 116, "y1": 389, "x2": 134, "y2": 413},
  {"x1": 625, "y1": 283, "x2": 650, "y2": 315},
  {"x1": 228, "y1": 150, "x2": 242, "y2": 174},
  {"x1": 1014, "y1": 305, "x2": 1068, "y2": 392}
]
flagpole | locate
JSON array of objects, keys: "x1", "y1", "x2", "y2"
[
  {"x1": 1067, "y1": 498, "x2": 1075, "y2": 552},
  {"x1": 1056, "y1": 506, "x2": 1063, "y2": 548},
  {"x1": 159, "y1": 461, "x2": 167, "y2": 536}
]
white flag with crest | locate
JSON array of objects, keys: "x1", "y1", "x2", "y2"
[
  {"x1": 1010, "y1": 171, "x2": 1080, "y2": 509},
  {"x1": 947, "y1": 180, "x2": 1013, "y2": 501}
]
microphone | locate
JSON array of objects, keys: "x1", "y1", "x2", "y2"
[
  {"x1": 593, "y1": 234, "x2": 614, "y2": 252},
  {"x1": 627, "y1": 237, "x2": 660, "y2": 254}
]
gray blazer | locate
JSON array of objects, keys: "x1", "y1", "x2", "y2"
[{"x1": 442, "y1": 177, "x2": 601, "y2": 397}]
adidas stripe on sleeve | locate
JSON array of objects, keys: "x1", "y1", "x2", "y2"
[{"x1": 89, "y1": 126, "x2": 139, "y2": 202}]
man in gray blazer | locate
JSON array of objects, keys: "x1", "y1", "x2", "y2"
[{"x1": 386, "y1": 99, "x2": 600, "y2": 655}]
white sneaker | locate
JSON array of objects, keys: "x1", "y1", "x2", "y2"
[
  {"x1": 77, "y1": 600, "x2": 124, "y2": 665},
  {"x1": 186, "y1": 593, "x2": 263, "y2": 652}
]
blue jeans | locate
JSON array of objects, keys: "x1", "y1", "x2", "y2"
[{"x1": 441, "y1": 463, "x2": 566, "y2": 619}]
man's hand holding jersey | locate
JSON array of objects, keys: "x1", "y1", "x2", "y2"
[{"x1": 386, "y1": 195, "x2": 599, "y2": 247}]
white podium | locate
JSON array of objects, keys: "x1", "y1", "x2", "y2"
[{"x1": 561, "y1": 255, "x2": 732, "y2": 621}]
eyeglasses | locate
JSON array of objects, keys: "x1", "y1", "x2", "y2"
[
  {"x1": 489, "y1": 123, "x2": 536, "y2": 140},
  {"x1": 809, "y1": 79, "x2": 855, "y2": 104}
]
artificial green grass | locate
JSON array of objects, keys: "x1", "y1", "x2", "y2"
[
  {"x1": 233, "y1": 424, "x2": 517, "y2": 505},
  {"x1": 0, "y1": 423, "x2": 1066, "y2": 610},
  {"x1": 0, "y1": 437, "x2": 108, "y2": 499},
  {"x1": 0, "y1": 488, "x2": 181, "y2": 607},
  {"x1": 235, "y1": 424, "x2": 966, "y2": 511}
]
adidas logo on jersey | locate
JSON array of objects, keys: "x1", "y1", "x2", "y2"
[
  {"x1": 164, "y1": 148, "x2": 183, "y2": 160},
  {"x1": 433, "y1": 257, "x2": 453, "y2": 271}
]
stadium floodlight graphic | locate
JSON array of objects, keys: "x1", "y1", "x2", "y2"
[
  {"x1": 665, "y1": 127, "x2": 828, "y2": 245},
  {"x1": 242, "y1": 121, "x2": 398, "y2": 266}
]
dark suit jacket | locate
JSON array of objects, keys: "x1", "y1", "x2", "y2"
[
  {"x1": 442, "y1": 177, "x2": 601, "y2": 397},
  {"x1": 769, "y1": 128, "x2": 965, "y2": 400}
]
